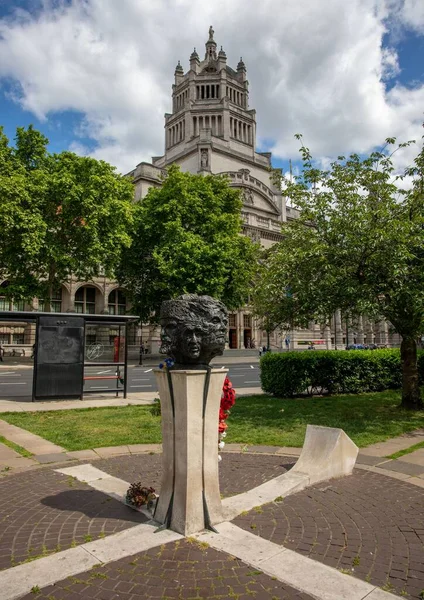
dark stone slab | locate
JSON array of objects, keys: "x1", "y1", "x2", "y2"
[
  {"x1": 35, "y1": 452, "x2": 74, "y2": 464},
  {"x1": 17, "y1": 539, "x2": 315, "y2": 600},
  {"x1": 356, "y1": 454, "x2": 389, "y2": 466},
  {"x1": 378, "y1": 460, "x2": 424, "y2": 477}
]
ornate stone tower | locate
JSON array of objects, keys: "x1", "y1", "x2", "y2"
[{"x1": 152, "y1": 26, "x2": 260, "y2": 177}]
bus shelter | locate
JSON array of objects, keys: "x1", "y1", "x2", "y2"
[{"x1": 0, "y1": 311, "x2": 138, "y2": 401}]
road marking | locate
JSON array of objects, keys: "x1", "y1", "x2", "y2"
[
  {"x1": 130, "y1": 385, "x2": 153, "y2": 388},
  {"x1": 144, "y1": 368, "x2": 153, "y2": 373},
  {"x1": 221, "y1": 366, "x2": 226, "y2": 369},
  {"x1": 0, "y1": 382, "x2": 26, "y2": 385},
  {"x1": 132, "y1": 378, "x2": 150, "y2": 381},
  {"x1": 244, "y1": 381, "x2": 260, "y2": 384},
  {"x1": 0, "y1": 372, "x2": 17, "y2": 375},
  {"x1": 89, "y1": 386, "x2": 109, "y2": 390},
  {"x1": 250, "y1": 365, "x2": 254, "y2": 369},
  {"x1": 96, "y1": 369, "x2": 112, "y2": 374}
]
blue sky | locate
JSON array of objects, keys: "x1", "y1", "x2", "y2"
[{"x1": 1, "y1": 0, "x2": 423, "y2": 175}]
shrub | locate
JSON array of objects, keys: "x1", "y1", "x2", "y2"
[{"x1": 260, "y1": 349, "x2": 413, "y2": 397}]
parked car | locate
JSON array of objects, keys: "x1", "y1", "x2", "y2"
[{"x1": 346, "y1": 344, "x2": 366, "y2": 350}]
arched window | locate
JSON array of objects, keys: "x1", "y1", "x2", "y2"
[
  {"x1": 75, "y1": 286, "x2": 96, "y2": 314},
  {"x1": 0, "y1": 281, "x2": 25, "y2": 311},
  {"x1": 108, "y1": 289, "x2": 127, "y2": 315}
]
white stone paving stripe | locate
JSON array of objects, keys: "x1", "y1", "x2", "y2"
[{"x1": 195, "y1": 523, "x2": 398, "y2": 600}]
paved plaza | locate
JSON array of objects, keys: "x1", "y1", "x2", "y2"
[
  {"x1": 0, "y1": 389, "x2": 423, "y2": 600},
  {"x1": 0, "y1": 434, "x2": 423, "y2": 599}
]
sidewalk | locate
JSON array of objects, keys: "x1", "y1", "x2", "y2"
[{"x1": 0, "y1": 387, "x2": 263, "y2": 412}]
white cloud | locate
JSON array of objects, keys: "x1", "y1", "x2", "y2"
[
  {"x1": 0, "y1": 0, "x2": 423, "y2": 173},
  {"x1": 398, "y1": 0, "x2": 424, "y2": 33}
]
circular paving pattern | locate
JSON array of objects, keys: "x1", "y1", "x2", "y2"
[
  {"x1": 0, "y1": 468, "x2": 147, "y2": 571},
  {"x1": 17, "y1": 539, "x2": 315, "y2": 600},
  {"x1": 233, "y1": 469, "x2": 424, "y2": 599},
  {"x1": 93, "y1": 452, "x2": 295, "y2": 498}
]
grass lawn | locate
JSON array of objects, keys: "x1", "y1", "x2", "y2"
[{"x1": 1, "y1": 390, "x2": 424, "y2": 451}]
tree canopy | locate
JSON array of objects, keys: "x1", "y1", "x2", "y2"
[
  {"x1": 117, "y1": 165, "x2": 259, "y2": 322},
  {"x1": 254, "y1": 133, "x2": 424, "y2": 409},
  {"x1": 0, "y1": 125, "x2": 135, "y2": 307}
]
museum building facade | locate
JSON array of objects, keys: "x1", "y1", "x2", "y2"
[{"x1": 0, "y1": 28, "x2": 399, "y2": 353}]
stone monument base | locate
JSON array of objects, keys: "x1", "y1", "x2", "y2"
[{"x1": 154, "y1": 368, "x2": 227, "y2": 536}]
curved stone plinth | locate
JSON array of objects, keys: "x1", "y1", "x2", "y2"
[{"x1": 222, "y1": 425, "x2": 358, "y2": 521}]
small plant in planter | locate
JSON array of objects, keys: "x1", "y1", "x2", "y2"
[{"x1": 125, "y1": 483, "x2": 157, "y2": 511}]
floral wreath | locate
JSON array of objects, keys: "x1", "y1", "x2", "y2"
[{"x1": 218, "y1": 376, "x2": 236, "y2": 461}]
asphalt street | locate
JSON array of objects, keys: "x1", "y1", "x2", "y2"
[{"x1": 0, "y1": 361, "x2": 261, "y2": 398}]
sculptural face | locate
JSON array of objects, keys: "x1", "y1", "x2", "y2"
[
  {"x1": 181, "y1": 324, "x2": 204, "y2": 360},
  {"x1": 160, "y1": 295, "x2": 228, "y2": 367}
]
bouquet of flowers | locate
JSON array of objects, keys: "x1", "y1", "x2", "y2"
[{"x1": 125, "y1": 483, "x2": 157, "y2": 509}]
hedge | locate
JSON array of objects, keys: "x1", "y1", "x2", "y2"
[{"x1": 260, "y1": 349, "x2": 424, "y2": 397}]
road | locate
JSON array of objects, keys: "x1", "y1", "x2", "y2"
[{"x1": 0, "y1": 361, "x2": 261, "y2": 398}]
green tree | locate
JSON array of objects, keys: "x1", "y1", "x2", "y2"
[
  {"x1": 117, "y1": 165, "x2": 259, "y2": 322},
  {"x1": 0, "y1": 125, "x2": 135, "y2": 309},
  {"x1": 255, "y1": 134, "x2": 424, "y2": 410}
]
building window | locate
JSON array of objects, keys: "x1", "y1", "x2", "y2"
[
  {"x1": 86, "y1": 333, "x2": 97, "y2": 345},
  {"x1": 39, "y1": 288, "x2": 63, "y2": 312},
  {"x1": 0, "y1": 333, "x2": 10, "y2": 345},
  {"x1": 0, "y1": 282, "x2": 25, "y2": 311},
  {"x1": 12, "y1": 333, "x2": 24, "y2": 345},
  {"x1": 229, "y1": 314, "x2": 237, "y2": 328},
  {"x1": 75, "y1": 286, "x2": 96, "y2": 314},
  {"x1": 108, "y1": 289, "x2": 126, "y2": 315},
  {"x1": 243, "y1": 315, "x2": 252, "y2": 328}
]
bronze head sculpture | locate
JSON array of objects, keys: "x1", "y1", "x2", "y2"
[{"x1": 160, "y1": 294, "x2": 228, "y2": 368}]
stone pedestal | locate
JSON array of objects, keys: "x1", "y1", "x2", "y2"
[{"x1": 154, "y1": 368, "x2": 227, "y2": 535}]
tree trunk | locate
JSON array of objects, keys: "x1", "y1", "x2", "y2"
[{"x1": 400, "y1": 337, "x2": 423, "y2": 410}]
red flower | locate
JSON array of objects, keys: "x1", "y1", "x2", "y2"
[
  {"x1": 219, "y1": 407, "x2": 229, "y2": 421},
  {"x1": 218, "y1": 421, "x2": 228, "y2": 433},
  {"x1": 218, "y1": 377, "x2": 236, "y2": 441}
]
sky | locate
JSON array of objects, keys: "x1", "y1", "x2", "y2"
[{"x1": 0, "y1": 0, "x2": 423, "y2": 176}]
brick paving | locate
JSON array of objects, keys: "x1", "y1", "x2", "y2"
[
  {"x1": 93, "y1": 453, "x2": 295, "y2": 498},
  {"x1": 0, "y1": 453, "x2": 293, "y2": 575},
  {"x1": 17, "y1": 539, "x2": 315, "y2": 600},
  {"x1": 233, "y1": 469, "x2": 424, "y2": 599},
  {"x1": 0, "y1": 468, "x2": 147, "y2": 571}
]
